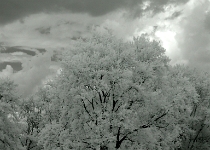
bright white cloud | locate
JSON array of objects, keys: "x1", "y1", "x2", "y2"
[{"x1": 0, "y1": 65, "x2": 13, "y2": 78}]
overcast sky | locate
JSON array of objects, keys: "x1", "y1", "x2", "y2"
[{"x1": 0, "y1": 0, "x2": 210, "y2": 96}]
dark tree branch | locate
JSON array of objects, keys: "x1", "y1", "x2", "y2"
[
  {"x1": 98, "y1": 92, "x2": 103, "y2": 104},
  {"x1": 100, "y1": 74, "x2": 104, "y2": 80},
  {"x1": 190, "y1": 103, "x2": 198, "y2": 117},
  {"x1": 125, "y1": 137, "x2": 135, "y2": 143},
  {"x1": 115, "y1": 127, "x2": 139, "y2": 149},
  {"x1": 102, "y1": 90, "x2": 110, "y2": 103},
  {"x1": 115, "y1": 105, "x2": 121, "y2": 112},
  {"x1": 26, "y1": 140, "x2": 32, "y2": 150},
  {"x1": 81, "y1": 99, "x2": 92, "y2": 118},
  {"x1": 115, "y1": 127, "x2": 121, "y2": 148},
  {"x1": 91, "y1": 99, "x2": 95, "y2": 110},
  {"x1": 189, "y1": 116, "x2": 206, "y2": 150},
  {"x1": 113, "y1": 105, "x2": 168, "y2": 149},
  {"x1": 102, "y1": 91, "x2": 106, "y2": 103},
  {"x1": 119, "y1": 87, "x2": 133, "y2": 98},
  {"x1": 117, "y1": 135, "x2": 127, "y2": 148},
  {"x1": 0, "y1": 138, "x2": 10, "y2": 148},
  {"x1": 63, "y1": 121, "x2": 69, "y2": 129},
  {"x1": 86, "y1": 121, "x2": 93, "y2": 130},
  {"x1": 114, "y1": 108, "x2": 169, "y2": 149},
  {"x1": 112, "y1": 100, "x2": 118, "y2": 112},
  {"x1": 19, "y1": 137, "x2": 25, "y2": 147},
  {"x1": 84, "y1": 97, "x2": 92, "y2": 105},
  {"x1": 155, "y1": 123, "x2": 169, "y2": 129},
  {"x1": 153, "y1": 110, "x2": 168, "y2": 122},
  {"x1": 84, "y1": 96, "x2": 95, "y2": 110}
]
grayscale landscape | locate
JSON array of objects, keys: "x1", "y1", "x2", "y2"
[{"x1": 1, "y1": 0, "x2": 210, "y2": 149}]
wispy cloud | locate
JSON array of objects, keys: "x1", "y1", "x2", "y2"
[{"x1": 0, "y1": 13, "x2": 106, "y2": 48}]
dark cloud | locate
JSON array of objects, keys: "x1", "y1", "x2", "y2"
[
  {"x1": 36, "y1": 48, "x2": 46, "y2": 54},
  {"x1": 175, "y1": 1, "x2": 210, "y2": 70},
  {"x1": 165, "y1": 10, "x2": 183, "y2": 20},
  {"x1": 0, "y1": 0, "x2": 189, "y2": 25},
  {"x1": 36, "y1": 27, "x2": 51, "y2": 35},
  {"x1": 2, "y1": 46, "x2": 36, "y2": 56},
  {"x1": 0, "y1": 61, "x2": 22, "y2": 72}
]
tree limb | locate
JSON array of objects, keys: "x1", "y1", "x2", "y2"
[{"x1": 81, "y1": 99, "x2": 92, "y2": 118}]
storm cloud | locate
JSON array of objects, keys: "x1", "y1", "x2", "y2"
[
  {"x1": 2, "y1": 0, "x2": 208, "y2": 97},
  {"x1": 175, "y1": 0, "x2": 210, "y2": 70},
  {"x1": 0, "y1": 0, "x2": 189, "y2": 25}
]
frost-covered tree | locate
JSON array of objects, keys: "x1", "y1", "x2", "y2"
[
  {"x1": 174, "y1": 66, "x2": 210, "y2": 150},
  {"x1": 36, "y1": 31, "x2": 199, "y2": 150},
  {"x1": 0, "y1": 78, "x2": 24, "y2": 150}
]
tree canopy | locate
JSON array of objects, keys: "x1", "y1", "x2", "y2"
[
  {"x1": 1, "y1": 31, "x2": 210, "y2": 150},
  {"x1": 29, "y1": 32, "x2": 203, "y2": 149}
]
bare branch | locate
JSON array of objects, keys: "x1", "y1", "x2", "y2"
[
  {"x1": 81, "y1": 99, "x2": 92, "y2": 118},
  {"x1": 153, "y1": 110, "x2": 168, "y2": 122},
  {"x1": 98, "y1": 92, "x2": 103, "y2": 104},
  {"x1": 115, "y1": 105, "x2": 121, "y2": 112},
  {"x1": 189, "y1": 116, "x2": 207, "y2": 150},
  {"x1": 112, "y1": 100, "x2": 118, "y2": 112}
]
